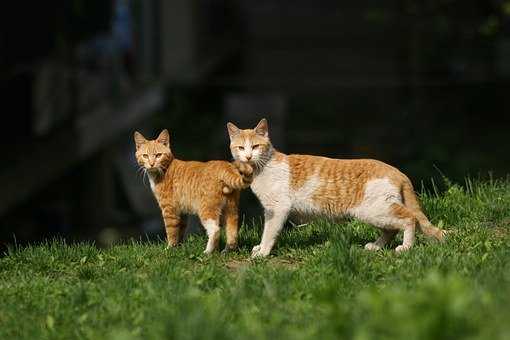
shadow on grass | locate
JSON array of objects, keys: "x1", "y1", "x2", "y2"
[{"x1": 236, "y1": 219, "x2": 385, "y2": 254}]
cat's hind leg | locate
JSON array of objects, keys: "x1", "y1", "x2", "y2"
[
  {"x1": 364, "y1": 230, "x2": 398, "y2": 251},
  {"x1": 389, "y1": 203, "x2": 418, "y2": 252},
  {"x1": 222, "y1": 191, "x2": 240, "y2": 253},
  {"x1": 177, "y1": 219, "x2": 187, "y2": 243},
  {"x1": 352, "y1": 202, "x2": 417, "y2": 252},
  {"x1": 199, "y1": 208, "x2": 222, "y2": 254}
]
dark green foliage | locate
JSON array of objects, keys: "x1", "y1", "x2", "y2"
[{"x1": 1, "y1": 180, "x2": 510, "y2": 339}]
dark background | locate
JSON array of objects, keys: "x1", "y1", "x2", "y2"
[{"x1": 1, "y1": 0, "x2": 509, "y2": 251}]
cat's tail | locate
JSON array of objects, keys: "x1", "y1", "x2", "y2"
[
  {"x1": 401, "y1": 182, "x2": 446, "y2": 241},
  {"x1": 221, "y1": 161, "x2": 253, "y2": 194}
]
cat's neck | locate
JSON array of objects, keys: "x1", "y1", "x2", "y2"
[
  {"x1": 147, "y1": 170, "x2": 164, "y2": 194},
  {"x1": 253, "y1": 146, "x2": 285, "y2": 174},
  {"x1": 147, "y1": 158, "x2": 179, "y2": 190},
  {"x1": 148, "y1": 171, "x2": 163, "y2": 183}
]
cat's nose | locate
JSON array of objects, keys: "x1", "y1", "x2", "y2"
[{"x1": 245, "y1": 155, "x2": 252, "y2": 160}]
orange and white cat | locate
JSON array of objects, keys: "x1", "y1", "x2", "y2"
[
  {"x1": 134, "y1": 129, "x2": 253, "y2": 254},
  {"x1": 227, "y1": 119, "x2": 446, "y2": 257}
]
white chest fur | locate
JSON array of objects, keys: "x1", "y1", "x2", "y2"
[
  {"x1": 251, "y1": 158, "x2": 291, "y2": 209},
  {"x1": 148, "y1": 176, "x2": 157, "y2": 195}
]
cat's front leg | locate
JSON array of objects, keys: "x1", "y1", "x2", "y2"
[
  {"x1": 252, "y1": 206, "x2": 290, "y2": 258},
  {"x1": 163, "y1": 213, "x2": 182, "y2": 248}
]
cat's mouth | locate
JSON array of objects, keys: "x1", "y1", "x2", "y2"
[{"x1": 147, "y1": 167, "x2": 163, "y2": 176}]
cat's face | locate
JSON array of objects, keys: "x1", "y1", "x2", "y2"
[
  {"x1": 134, "y1": 129, "x2": 173, "y2": 175},
  {"x1": 227, "y1": 119, "x2": 272, "y2": 166}
]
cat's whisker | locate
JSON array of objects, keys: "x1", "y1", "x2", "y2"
[
  {"x1": 254, "y1": 156, "x2": 269, "y2": 172},
  {"x1": 137, "y1": 167, "x2": 145, "y2": 177},
  {"x1": 137, "y1": 168, "x2": 148, "y2": 185},
  {"x1": 142, "y1": 169, "x2": 149, "y2": 188}
]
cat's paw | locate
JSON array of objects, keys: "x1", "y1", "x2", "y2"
[
  {"x1": 233, "y1": 161, "x2": 253, "y2": 186},
  {"x1": 251, "y1": 244, "x2": 269, "y2": 258},
  {"x1": 233, "y1": 160, "x2": 253, "y2": 176},
  {"x1": 166, "y1": 242, "x2": 178, "y2": 249},
  {"x1": 203, "y1": 247, "x2": 216, "y2": 255},
  {"x1": 221, "y1": 244, "x2": 238, "y2": 254},
  {"x1": 395, "y1": 245, "x2": 411, "y2": 253},
  {"x1": 364, "y1": 242, "x2": 381, "y2": 251}
]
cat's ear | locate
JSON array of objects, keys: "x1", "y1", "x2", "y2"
[
  {"x1": 133, "y1": 131, "x2": 147, "y2": 150},
  {"x1": 156, "y1": 129, "x2": 170, "y2": 147},
  {"x1": 254, "y1": 118, "x2": 268, "y2": 137},
  {"x1": 227, "y1": 122, "x2": 240, "y2": 139}
]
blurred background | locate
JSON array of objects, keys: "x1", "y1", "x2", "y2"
[{"x1": 1, "y1": 0, "x2": 509, "y2": 251}]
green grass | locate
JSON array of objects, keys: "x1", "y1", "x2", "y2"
[{"x1": 1, "y1": 179, "x2": 510, "y2": 340}]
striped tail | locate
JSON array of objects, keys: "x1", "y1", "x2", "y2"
[{"x1": 401, "y1": 182, "x2": 446, "y2": 241}]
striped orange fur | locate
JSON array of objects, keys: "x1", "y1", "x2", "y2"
[
  {"x1": 227, "y1": 119, "x2": 446, "y2": 257},
  {"x1": 134, "y1": 129, "x2": 252, "y2": 253}
]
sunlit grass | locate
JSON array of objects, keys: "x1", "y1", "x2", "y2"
[{"x1": 1, "y1": 179, "x2": 510, "y2": 339}]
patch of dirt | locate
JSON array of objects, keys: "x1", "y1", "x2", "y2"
[
  {"x1": 493, "y1": 227, "x2": 510, "y2": 238},
  {"x1": 226, "y1": 259, "x2": 250, "y2": 271},
  {"x1": 271, "y1": 258, "x2": 301, "y2": 269},
  {"x1": 225, "y1": 258, "x2": 302, "y2": 271},
  {"x1": 489, "y1": 218, "x2": 510, "y2": 238}
]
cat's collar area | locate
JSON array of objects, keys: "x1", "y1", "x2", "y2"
[{"x1": 147, "y1": 167, "x2": 165, "y2": 182}]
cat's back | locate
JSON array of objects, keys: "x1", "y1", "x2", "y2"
[
  {"x1": 169, "y1": 159, "x2": 207, "y2": 180},
  {"x1": 285, "y1": 154, "x2": 409, "y2": 214},
  {"x1": 173, "y1": 159, "x2": 244, "y2": 191},
  {"x1": 162, "y1": 159, "x2": 231, "y2": 210},
  {"x1": 286, "y1": 154, "x2": 408, "y2": 190},
  {"x1": 172, "y1": 159, "x2": 229, "y2": 175}
]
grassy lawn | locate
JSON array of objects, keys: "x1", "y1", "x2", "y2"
[{"x1": 1, "y1": 179, "x2": 510, "y2": 339}]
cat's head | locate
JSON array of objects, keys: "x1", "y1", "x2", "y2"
[
  {"x1": 133, "y1": 129, "x2": 173, "y2": 176},
  {"x1": 227, "y1": 118, "x2": 273, "y2": 166}
]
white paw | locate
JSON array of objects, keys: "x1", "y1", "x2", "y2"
[
  {"x1": 251, "y1": 245, "x2": 269, "y2": 258},
  {"x1": 364, "y1": 242, "x2": 381, "y2": 251},
  {"x1": 203, "y1": 247, "x2": 214, "y2": 255},
  {"x1": 251, "y1": 245, "x2": 261, "y2": 256},
  {"x1": 395, "y1": 245, "x2": 411, "y2": 253}
]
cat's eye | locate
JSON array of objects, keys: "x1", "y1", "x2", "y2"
[
  {"x1": 155, "y1": 153, "x2": 162, "y2": 158},
  {"x1": 142, "y1": 154, "x2": 149, "y2": 159},
  {"x1": 238, "y1": 146, "x2": 245, "y2": 151},
  {"x1": 252, "y1": 144, "x2": 260, "y2": 149}
]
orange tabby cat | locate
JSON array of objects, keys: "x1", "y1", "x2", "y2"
[
  {"x1": 227, "y1": 119, "x2": 446, "y2": 257},
  {"x1": 134, "y1": 129, "x2": 253, "y2": 253}
]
